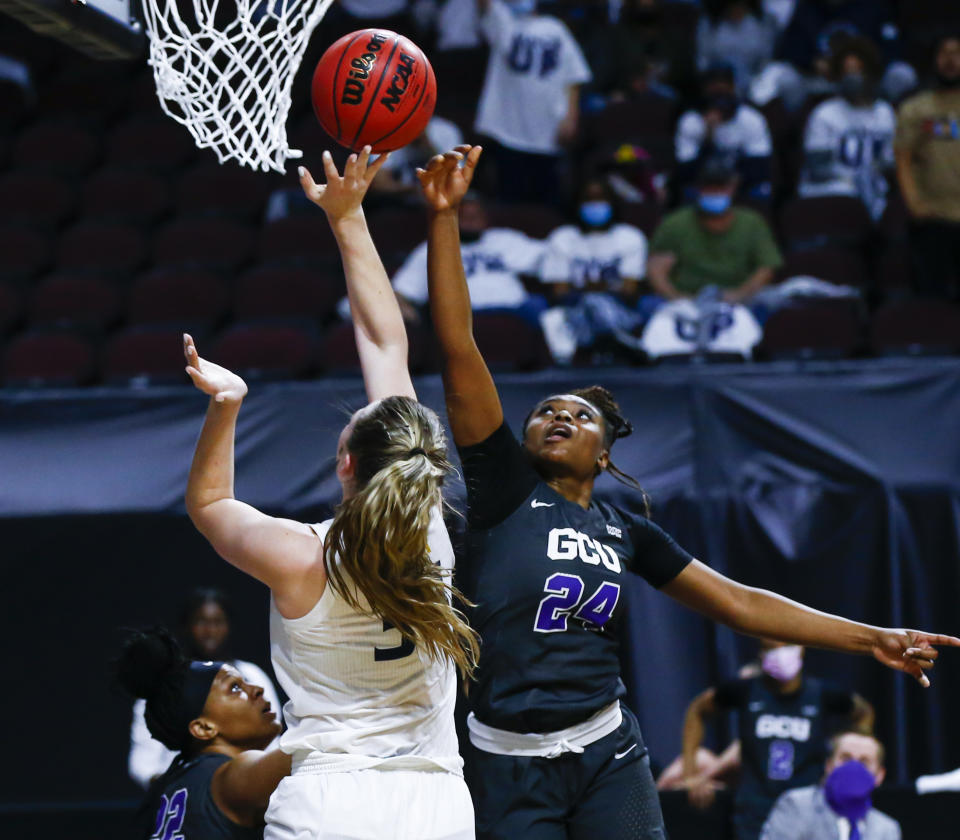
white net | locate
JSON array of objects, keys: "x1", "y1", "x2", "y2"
[{"x1": 139, "y1": 0, "x2": 336, "y2": 172}]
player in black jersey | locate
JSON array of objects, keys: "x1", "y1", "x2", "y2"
[
  {"x1": 116, "y1": 628, "x2": 288, "y2": 839},
  {"x1": 416, "y1": 145, "x2": 960, "y2": 840},
  {"x1": 681, "y1": 640, "x2": 875, "y2": 840}
]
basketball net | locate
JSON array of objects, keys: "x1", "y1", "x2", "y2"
[{"x1": 139, "y1": 0, "x2": 335, "y2": 173}]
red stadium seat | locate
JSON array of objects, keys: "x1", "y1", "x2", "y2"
[
  {"x1": 212, "y1": 323, "x2": 317, "y2": 380},
  {"x1": 879, "y1": 193, "x2": 909, "y2": 243},
  {"x1": 28, "y1": 273, "x2": 120, "y2": 331},
  {"x1": 582, "y1": 95, "x2": 677, "y2": 149},
  {"x1": 259, "y1": 215, "x2": 339, "y2": 266},
  {"x1": 366, "y1": 207, "x2": 427, "y2": 261},
  {"x1": 2, "y1": 329, "x2": 96, "y2": 386},
  {"x1": 870, "y1": 301, "x2": 960, "y2": 356},
  {"x1": 0, "y1": 225, "x2": 53, "y2": 280},
  {"x1": 234, "y1": 264, "x2": 343, "y2": 323},
  {"x1": 40, "y1": 67, "x2": 131, "y2": 124},
  {"x1": 127, "y1": 269, "x2": 229, "y2": 331},
  {"x1": 472, "y1": 311, "x2": 551, "y2": 371},
  {"x1": 107, "y1": 116, "x2": 196, "y2": 172},
  {"x1": 101, "y1": 326, "x2": 190, "y2": 384},
  {"x1": 153, "y1": 218, "x2": 255, "y2": 272},
  {"x1": 175, "y1": 164, "x2": 269, "y2": 221},
  {"x1": 83, "y1": 168, "x2": 171, "y2": 226},
  {"x1": 57, "y1": 221, "x2": 147, "y2": 277},
  {"x1": 757, "y1": 300, "x2": 864, "y2": 360},
  {"x1": 486, "y1": 203, "x2": 566, "y2": 240},
  {"x1": 317, "y1": 320, "x2": 429, "y2": 375},
  {"x1": 14, "y1": 120, "x2": 100, "y2": 175},
  {"x1": 0, "y1": 280, "x2": 23, "y2": 335},
  {"x1": 620, "y1": 203, "x2": 662, "y2": 238},
  {"x1": 876, "y1": 244, "x2": 912, "y2": 299},
  {"x1": 777, "y1": 248, "x2": 868, "y2": 288},
  {"x1": 0, "y1": 172, "x2": 76, "y2": 230},
  {"x1": 779, "y1": 196, "x2": 872, "y2": 252}
]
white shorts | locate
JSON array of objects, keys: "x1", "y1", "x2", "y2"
[{"x1": 264, "y1": 768, "x2": 476, "y2": 840}]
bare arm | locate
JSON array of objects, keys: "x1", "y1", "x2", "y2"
[
  {"x1": 417, "y1": 146, "x2": 504, "y2": 446},
  {"x1": 646, "y1": 253, "x2": 686, "y2": 300},
  {"x1": 557, "y1": 85, "x2": 581, "y2": 145},
  {"x1": 211, "y1": 749, "x2": 292, "y2": 827},
  {"x1": 183, "y1": 335, "x2": 323, "y2": 617},
  {"x1": 662, "y1": 560, "x2": 960, "y2": 687},
  {"x1": 894, "y1": 147, "x2": 930, "y2": 219},
  {"x1": 681, "y1": 688, "x2": 717, "y2": 780},
  {"x1": 724, "y1": 265, "x2": 775, "y2": 303},
  {"x1": 300, "y1": 148, "x2": 414, "y2": 402}
]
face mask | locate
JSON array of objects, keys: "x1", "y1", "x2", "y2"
[
  {"x1": 579, "y1": 201, "x2": 613, "y2": 228},
  {"x1": 697, "y1": 192, "x2": 732, "y2": 215},
  {"x1": 839, "y1": 73, "x2": 870, "y2": 103},
  {"x1": 459, "y1": 229, "x2": 483, "y2": 244},
  {"x1": 507, "y1": 0, "x2": 536, "y2": 17},
  {"x1": 761, "y1": 645, "x2": 803, "y2": 682},
  {"x1": 824, "y1": 760, "x2": 876, "y2": 829}
]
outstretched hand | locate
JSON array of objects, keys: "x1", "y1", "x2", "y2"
[
  {"x1": 871, "y1": 629, "x2": 960, "y2": 688},
  {"x1": 183, "y1": 333, "x2": 248, "y2": 405},
  {"x1": 416, "y1": 144, "x2": 482, "y2": 212},
  {"x1": 299, "y1": 146, "x2": 389, "y2": 221}
]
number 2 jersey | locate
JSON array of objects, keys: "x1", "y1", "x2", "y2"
[
  {"x1": 268, "y1": 506, "x2": 462, "y2": 773},
  {"x1": 458, "y1": 422, "x2": 693, "y2": 734}
]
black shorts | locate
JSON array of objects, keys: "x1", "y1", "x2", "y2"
[{"x1": 467, "y1": 706, "x2": 668, "y2": 840}]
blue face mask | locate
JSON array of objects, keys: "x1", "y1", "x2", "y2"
[
  {"x1": 580, "y1": 200, "x2": 613, "y2": 228},
  {"x1": 507, "y1": 0, "x2": 536, "y2": 17},
  {"x1": 698, "y1": 192, "x2": 732, "y2": 215}
]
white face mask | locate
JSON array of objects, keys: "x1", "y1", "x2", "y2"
[{"x1": 761, "y1": 645, "x2": 803, "y2": 682}]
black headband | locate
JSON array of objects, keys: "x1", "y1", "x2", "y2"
[{"x1": 145, "y1": 660, "x2": 224, "y2": 751}]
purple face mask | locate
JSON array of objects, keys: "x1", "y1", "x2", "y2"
[
  {"x1": 824, "y1": 760, "x2": 876, "y2": 839},
  {"x1": 761, "y1": 645, "x2": 803, "y2": 682}
]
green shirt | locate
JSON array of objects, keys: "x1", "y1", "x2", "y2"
[{"x1": 649, "y1": 207, "x2": 784, "y2": 295}]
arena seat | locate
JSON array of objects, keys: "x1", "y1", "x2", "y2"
[
  {"x1": 879, "y1": 193, "x2": 909, "y2": 243},
  {"x1": 211, "y1": 322, "x2": 317, "y2": 380},
  {"x1": 486, "y1": 203, "x2": 566, "y2": 240},
  {"x1": 317, "y1": 320, "x2": 429, "y2": 376},
  {"x1": 777, "y1": 248, "x2": 868, "y2": 288},
  {"x1": 2, "y1": 329, "x2": 96, "y2": 386},
  {"x1": 107, "y1": 116, "x2": 196, "y2": 172},
  {"x1": 0, "y1": 280, "x2": 23, "y2": 335},
  {"x1": 57, "y1": 220, "x2": 147, "y2": 276},
  {"x1": 259, "y1": 215, "x2": 339, "y2": 266},
  {"x1": 870, "y1": 300, "x2": 960, "y2": 356},
  {"x1": 153, "y1": 217, "x2": 255, "y2": 272},
  {"x1": 779, "y1": 195, "x2": 872, "y2": 252},
  {"x1": 234, "y1": 264, "x2": 343, "y2": 324},
  {"x1": 620, "y1": 203, "x2": 663, "y2": 238},
  {"x1": 29, "y1": 273, "x2": 120, "y2": 331},
  {"x1": 472, "y1": 311, "x2": 551, "y2": 371},
  {"x1": 366, "y1": 207, "x2": 428, "y2": 264},
  {"x1": 0, "y1": 225, "x2": 53, "y2": 280},
  {"x1": 127, "y1": 269, "x2": 230, "y2": 332},
  {"x1": 101, "y1": 326, "x2": 191, "y2": 384},
  {"x1": 757, "y1": 300, "x2": 863, "y2": 360},
  {"x1": 39, "y1": 68, "x2": 131, "y2": 125},
  {"x1": 0, "y1": 172, "x2": 76, "y2": 230},
  {"x1": 82, "y1": 168, "x2": 171, "y2": 226},
  {"x1": 876, "y1": 243, "x2": 912, "y2": 300},
  {"x1": 582, "y1": 95, "x2": 677, "y2": 149},
  {"x1": 175, "y1": 164, "x2": 270, "y2": 221},
  {"x1": 14, "y1": 120, "x2": 100, "y2": 175}
]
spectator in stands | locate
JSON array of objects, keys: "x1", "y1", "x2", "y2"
[
  {"x1": 769, "y1": 0, "x2": 916, "y2": 107},
  {"x1": 647, "y1": 158, "x2": 783, "y2": 307},
  {"x1": 675, "y1": 63, "x2": 773, "y2": 201},
  {"x1": 798, "y1": 37, "x2": 895, "y2": 220},
  {"x1": 599, "y1": 142, "x2": 668, "y2": 206},
  {"x1": 474, "y1": 0, "x2": 591, "y2": 204},
  {"x1": 435, "y1": 0, "x2": 481, "y2": 50},
  {"x1": 538, "y1": 177, "x2": 647, "y2": 363},
  {"x1": 761, "y1": 732, "x2": 900, "y2": 840},
  {"x1": 391, "y1": 192, "x2": 545, "y2": 324},
  {"x1": 370, "y1": 116, "x2": 464, "y2": 205},
  {"x1": 895, "y1": 33, "x2": 960, "y2": 300},
  {"x1": 128, "y1": 588, "x2": 281, "y2": 788},
  {"x1": 682, "y1": 639, "x2": 875, "y2": 840},
  {"x1": 696, "y1": 0, "x2": 778, "y2": 96}
]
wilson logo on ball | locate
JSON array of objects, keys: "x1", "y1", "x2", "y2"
[{"x1": 313, "y1": 28, "x2": 437, "y2": 153}]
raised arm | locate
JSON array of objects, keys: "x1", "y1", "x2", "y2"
[
  {"x1": 663, "y1": 560, "x2": 960, "y2": 687},
  {"x1": 299, "y1": 147, "x2": 415, "y2": 402},
  {"x1": 183, "y1": 334, "x2": 324, "y2": 618},
  {"x1": 416, "y1": 146, "x2": 504, "y2": 446}
]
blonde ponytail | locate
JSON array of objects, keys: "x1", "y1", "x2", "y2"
[{"x1": 324, "y1": 397, "x2": 480, "y2": 678}]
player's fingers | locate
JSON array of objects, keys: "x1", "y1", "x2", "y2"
[
  {"x1": 424, "y1": 154, "x2": 446, "y2": 172},
  {"x1": 344, "y1": 152, "x2": 359, "y2": 180},
  {"x1": 321, "y1": 149, "x2": 340, "y2": 183},
  {"x1": 297, "y1": 165, "x2": 318, "y2": 195},
  {"x1": 462, "y1": 145, "x2": 483, "y2": 185},
  {"x1": 357, "y1": 145, "x2": 371, "y2": 174},
  {"x1": 921, "y1": 633, "x2": 960, "y2": 648},
  {"x1": 906, "y1": 646, "x2": 938, "y2": 660},
  {"x1": 452, "y1": 144, "x2": 473, "y2": 154},
  {"x1": 366, "y1": 150, "x2": 390, "y2": 180}
]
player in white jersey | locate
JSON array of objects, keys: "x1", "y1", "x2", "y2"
[{"x1": 181, "y1": 147, "x2": 479, "y2": 840}]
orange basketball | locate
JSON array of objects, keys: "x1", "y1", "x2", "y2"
[{"x1": 311, "y1": 29, "x2": 437, "y2": 153}]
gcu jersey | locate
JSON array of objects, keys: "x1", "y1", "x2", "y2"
[
  {"x1": 269, "y1": 507, "x2": 462, "y2": 773},
  {"x1": 715, "y1": 675, "x2": 855, "y2": 840},
  {"x1": 143, "y1": 753, "x2": 260, "y2": 840},
  {"x1": 458, "y1": 423, "x2": 692, "y2": 733}
]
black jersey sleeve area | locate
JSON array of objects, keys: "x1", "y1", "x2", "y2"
[
  {"x1": 713, "y1": 678, "x2": 751, "y2": 708},
  {"x1": 456, "y1": 421, "x2": 540, "y2": 530},
  {"x1": 822, "y1": 686, "x2": 856, "y2": 716},
  {"x1": 627, "y1": 514, "x2": 694, "y2": 588}
]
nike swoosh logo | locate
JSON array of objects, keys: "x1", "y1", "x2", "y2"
[
  {"x1": 614, "y1": 744, "x2": 637, "y2": 760},
  {"x1": 531, "y1": 500, "x2": 554, "y2": 509}
]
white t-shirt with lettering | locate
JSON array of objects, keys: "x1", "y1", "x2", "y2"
[
  {"x1": 675, "y1": 104, "x2": 772, "y2": 164},
  {"x1": 540, "y1": 223, "x2": 647, "y2": 290}
]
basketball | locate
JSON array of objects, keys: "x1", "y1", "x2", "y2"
[{"x1": 311, "y1": 29, "x2": 437, "y2": 153}]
